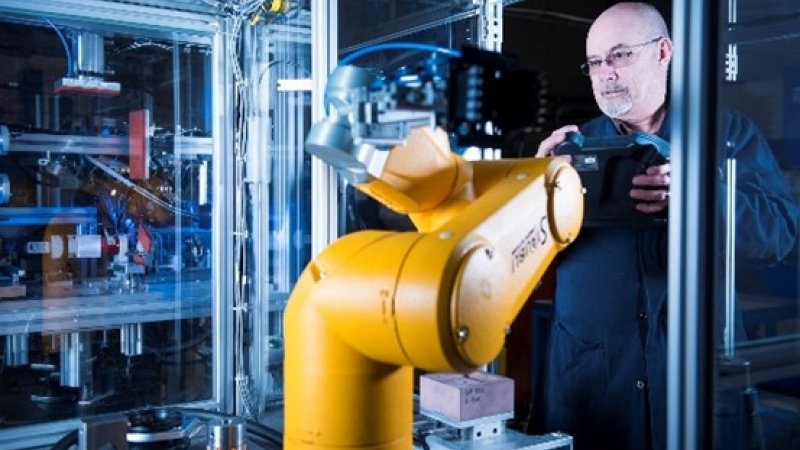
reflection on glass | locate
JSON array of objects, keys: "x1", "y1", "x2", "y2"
[
  {"x1": 240, "y1": 7, "x2": 314, "y2": 419},
  {"x1": 0, "y1": 15, "x2": 213, "y2": 428},
  {"x1": 338, "y1": 5, "x2": 479, "y2": 234},
  {"x1": 339, "y1": 0, "x2": 482, "y2": 52},
  {"x1": 716, "y1": 1, "x2": 800, "y2": 448}
]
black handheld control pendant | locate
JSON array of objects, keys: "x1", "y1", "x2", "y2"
[{"x1": 554, "y1": 131, "x2": 670, "y2": 228}]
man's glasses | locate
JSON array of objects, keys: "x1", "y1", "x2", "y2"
[{"x1": 580, "y1": 37, "x2": 663, "y2": 76}]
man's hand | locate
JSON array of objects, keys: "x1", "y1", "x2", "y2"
[
  {"x1": 536, "y1": 125, "x2": 580, "y2": 157},
  {"x1": 631, "y1": 163, "x2": 670, "y2": 213}
]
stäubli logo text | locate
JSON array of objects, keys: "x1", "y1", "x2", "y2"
[{"x1": 511, "y1": 215, "x2": 549, "y2": 273}]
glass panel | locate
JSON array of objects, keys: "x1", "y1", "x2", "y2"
[
  {"x1": 339, "y1": 0, "x2": 481, "y2": 52},
  {"x1": 0, "y1": 13, "x2": 214, "y2": 428},
  {"x1": 716, "y1": 1, "x2": 800, "y2": 449},
  {"x1": 337, "y1": 3, "x2": 481, "y2": 234},
  {"x1": 239, "y1": 5, "x2": 313, "y2": 423}
]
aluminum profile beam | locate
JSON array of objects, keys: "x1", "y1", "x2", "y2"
[
  {"x1": 0, "y1": 0, "x2": 219, "y2": 36},
  {"x1": 311, "y1": 0, "x2": 339, "y2": 256},
  {"x1": 668, "y1": 0, "x2": 717, "y2": 449},
  {"x1": 211, "y1": 17, "x2": 236, "y2": 415}
]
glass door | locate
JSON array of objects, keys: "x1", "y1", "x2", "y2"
[
  {"x1": 714, "y1": 1, "x2": 800, "y2": 448},
  {"x1": 669, "y1": 1, "x2": 800, "y2": 449},
  {"x1": 238, "y1": 1, "x2": 314, "y2": 423},
  {"x1": 0, "y1": 4, "x2": 218, "y2": 437}
]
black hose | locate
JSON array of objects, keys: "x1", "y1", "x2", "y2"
[
  {"x1": 245, "y1": 420, "x2": 283, "y2": 446},
  {"x1": 50, "y1": 429, "x2": 78, "y2": 450},
  {"x1": 247, "y1": 432, "x2": 281, "y2": 450},
  {"x1": 413, "y1": 433, "x2": 431, "y2": 450}
]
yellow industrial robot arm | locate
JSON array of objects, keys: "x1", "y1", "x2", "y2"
[{"x1": 284, "y1": 125, "x2": 583, "y2": 450}]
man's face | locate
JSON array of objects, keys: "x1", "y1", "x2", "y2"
[{"x1": 586, "y1": 15, "x2": 666, "y2": 121}]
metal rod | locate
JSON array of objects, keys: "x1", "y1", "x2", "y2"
[
  {"x1": 724, "y1": 158, "x2": 737, "y2": 359},
  {"x1": 311, "y1": 0, "x2": 339, "y2": 256},
  {"x1": 7, "y1": 133, "x2": 212, "y2": 156},
  {"x1": 212, "y1": 17, "x2": 237, "y2": 415},
  {"x1": 668, "y1": 0, "x2": 716, "y2": 449},
  {"x1": 120, "y1": 323, "x2": 143, "y2": 356},
  {"x1": 4, "y1": 334, "x2": 29, "y2": 366}
]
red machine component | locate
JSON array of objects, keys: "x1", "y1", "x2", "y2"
[
  {"x1": 54, "y1": 76, "x2": 121, "y2": 96},
  {"x1": 101, "y1": 235, "x2": 120, "y2": 257},
  {"x1": 128, "y1": 109, "x2": 150, "y2": 181}
]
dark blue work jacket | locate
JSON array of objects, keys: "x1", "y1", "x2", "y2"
[{"x1": 543, "y1": 109, "x2": 798, "y2": 450}]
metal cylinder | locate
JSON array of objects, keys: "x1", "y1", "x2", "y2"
[
  {"x1": 206, "y1": 417, "x2": 246, "y2": 450},
  {"x1": 0, "y1": 173, "x2": 10, "y2": 205},
  {"x1": 0, "y1": 125, "x2": 9, "y2": 155},
  {"x1": 67, "y1": 234, "x2": 102, "y2": 259},
  {"x1": 74, "y1": 32, "x2": 105, "y2": 77},
  {"x1": 4, "y1": 334, "x2": 29, "y2": 367},
  {"x1": 120, "y1": 323, "x2": 143, "y2": 356},
  {"x1": 60, "y1": 332, "x2": 89, "y2": 388}
]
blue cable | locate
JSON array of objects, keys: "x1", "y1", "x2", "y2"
[
  {"x1": 42, "y1": 17, "x2": 73, "y2": 77},
  {"x1": 338, "y1": 42, "x2": 461, "y2": 67}
]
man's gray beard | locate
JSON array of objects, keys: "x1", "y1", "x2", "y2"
[{"x1": 599, "y1": 96, "x2": 633, "y2": 118}]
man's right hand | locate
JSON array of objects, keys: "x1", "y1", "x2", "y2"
[{"x1": 535, "y1": 125, "x2": 580, "y2": 158}]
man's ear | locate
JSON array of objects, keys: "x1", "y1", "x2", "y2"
[{"x1": 659, "y1": 38, "x2": 673, "y2": 66}]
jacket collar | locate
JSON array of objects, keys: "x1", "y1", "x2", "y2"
[{"x1": 608, "y1": 106, "x2": 671, "y2": 139}]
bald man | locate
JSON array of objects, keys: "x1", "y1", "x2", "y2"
[
  {"x1": 535, "y1": 3, "x2": 797, "y2": 450},
  {"x1": 538, "y1": 2, "x2": 672, "y2": 212}
]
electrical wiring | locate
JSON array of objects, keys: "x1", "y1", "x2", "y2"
[
  {"x1": 193, "y1": 0, "x2": 295, "y2": 422},
  {"x1": 84, "y1": 155, "x2": 197, "y2": 218},
  {"x1": 226, "y1": 10, "x2": 258, "y2": 421},
  {"x1": 42, "y1": 17, "x2": 73, "y2": 77},
  {"x1": 194, "y1": 0, "x2": 294, "y2": 421},
  {"x1": 111, "y1": 39, "x2": 172, "y2": 54}
]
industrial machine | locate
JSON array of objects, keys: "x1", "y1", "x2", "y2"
[
  {"x1": 0, "y1": 1, "x2": 318, "y2": 447},
  {"x1": 0, "y1": 8, "x2": 216, "y2": 436},
  {"x1": 0, "y1": 2, "x2": 578, "y2": 450},
  {"x1": 45, "y1": 407, "x2": 281, "y2": 450},
  {"x1": 285, "y1": 47, "x2": 584, "y2": 450},
  {"x1": 1, "y1": 1, "x2": 797, "y2": 450}
]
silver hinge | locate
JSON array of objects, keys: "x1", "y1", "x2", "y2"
[
  {"x1": 478, "y1": 0, "x2": 503, "y2": 52},
  {"x1": 724, "y1": 43, "x2": 738, "y2": 82}
]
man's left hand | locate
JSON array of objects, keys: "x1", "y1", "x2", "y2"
[{"x1": 630, "y1": 163, "x2": 671, "y2": 213}]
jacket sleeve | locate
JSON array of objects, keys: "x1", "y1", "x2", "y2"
[{"x1": 719, "y1": 110, "x2": 799, "y2": 265}]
